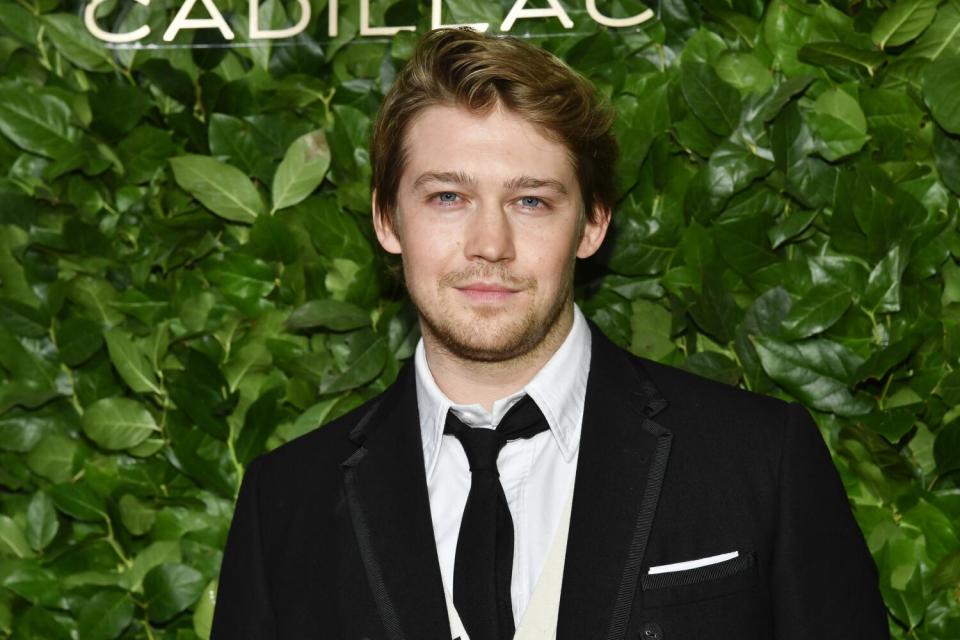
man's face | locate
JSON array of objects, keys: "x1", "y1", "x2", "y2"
[{"x1": 373, "y1": 103, "x2": 609, "y2": 362}]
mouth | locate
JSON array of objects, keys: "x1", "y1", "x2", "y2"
[{"x1": 454, "y1": 282, "x2": 521, "y2": 302}]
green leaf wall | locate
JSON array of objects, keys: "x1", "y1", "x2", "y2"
[{"x1": 0, "y1": 0, "x2": 959, "y2": 637}]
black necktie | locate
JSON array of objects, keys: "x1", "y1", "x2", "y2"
[{"x1": 444, "y1": 395, "x2": 549, "y2": 640}]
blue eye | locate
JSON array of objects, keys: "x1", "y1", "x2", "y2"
[
  {"x1": 520, "y1": 196, "x2": 543, "y2": 208},
  {"x1": 438, "y1": 192, "x2": 458, "y2": 203}
]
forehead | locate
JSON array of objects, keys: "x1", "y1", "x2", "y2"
[{"x1": 400, "y1": 103, "x2": 578, "y2": 189}]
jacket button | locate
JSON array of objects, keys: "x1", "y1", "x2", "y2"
[{"x1": 641, "y1": 622, "x2": 663, "y2": 639}]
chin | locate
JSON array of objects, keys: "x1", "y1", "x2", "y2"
[{"x1": 418, "y1": 297, "x2": 570, "y2": 363}]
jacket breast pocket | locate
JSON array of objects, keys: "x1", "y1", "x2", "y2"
[{"x1": 640, "y1": 551, "x2": 759, "y2": 608}]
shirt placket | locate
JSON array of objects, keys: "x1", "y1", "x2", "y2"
[{"x1": 499, "y1": 435, "x2": 538, "y2": 622}]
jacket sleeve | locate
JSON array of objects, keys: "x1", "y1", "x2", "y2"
[
  {"x1": 211, "y1": 458, "x2": 277, "y2": 640},
  {"x1": 771, "y1": 403, "x2": 889, "y2": 639}
]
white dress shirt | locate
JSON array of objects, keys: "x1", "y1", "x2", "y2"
[{"x1": 414, "y1": 304, "x2": 592, "y2": 625}]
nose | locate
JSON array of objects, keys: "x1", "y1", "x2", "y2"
[{"x1": 462, "y1": 200, "x2": 515, "y2": 263}]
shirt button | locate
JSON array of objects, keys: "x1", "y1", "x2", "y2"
[{"x1": 641, "y1": 622, "x2": 663, "y2": 639}]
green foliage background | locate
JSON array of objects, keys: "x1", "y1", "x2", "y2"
[{"x1": 0, "y1": 0, "x2": 959, "y2": 636}]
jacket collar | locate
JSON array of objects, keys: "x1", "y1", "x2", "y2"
[
  {"x1": 341, "y1": 360, "x2": 451, "y2": 640},
  {"x1": 556, "y1": 320, "x2": 672, "y2": 640}
]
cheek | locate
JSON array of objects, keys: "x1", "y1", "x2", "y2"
[
  {"x1": 526, "y1": 230, "x2": 578, "y2": 270},
  {"x1": 400, "y1": 233, "x2": 456, "y2": 280}
]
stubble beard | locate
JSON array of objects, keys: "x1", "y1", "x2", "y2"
[{"x1": 408, "y1": 261, "x2": 575, "y2": 364}]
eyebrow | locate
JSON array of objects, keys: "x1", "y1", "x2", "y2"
[
  {"x1": 503, "y1": 175, "x2": 568, "y2": 195},
  {"x1": 412, "y1": 171, "x2": 478, "y2": 189},
  {"x1": 412, "y1": 171, "x2": 568, "y2": 196}
]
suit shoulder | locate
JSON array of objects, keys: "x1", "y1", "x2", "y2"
[
  {"x1": 251, "y1": 393, "x2": 381, "y2": 481},
  {"x1": 625, "y1": 350, "x2": 796, "y2": 425}
]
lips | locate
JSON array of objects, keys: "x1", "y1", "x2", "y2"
[
  {"x1": 454, "y1": 282, "x2": 521, "y2": 302},
  {"x1": 457, "y1": 283, "x2": 520, "y2": 293}
]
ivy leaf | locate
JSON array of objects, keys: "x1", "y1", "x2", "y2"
[
  {"x1": 0, "y1": 86, "x2": 81, "y2": 158},
  {"x1": 57, "y1": 317, "x2": 104, "y2": 367},
  {"x1": 934, "y1": 417, "x2": 960, "y2": 475},
  {"x1": 752, "y1": 336, "x2": 873, "y2": 415},
  {"x1": 320, "y1": 333, "x2": 388, "y2": 394},
  {"x1": 923, "y1": 55, "x2": 960, "y2": 134},
  {"x1": 0, "y1": 514, "x2": 34, "y2": 558},
  {"x1": 932, "y1": 551, "x2": 960, "y2": 590},
  {"x1": 769, "y1": 208, "x2": 819, "y2": 249},
  {"x1": 208, "y1": 114, "x2": 274, "y2": 181},
  {"x1": 169, "y1": 155, "x2": 265, "y2": 224},
  {"x1": 631, "y1": 299, "x2": 676, "y2": 361},
  {"x1": 25, "y1": 491, "x2": 58, "y2": 552},
  {"x1": 104, "y1": 328, "x2": 162, "y2": 395},
  {"x1": 3, "y1": 562, "x2": 59, "y2": 606},
  {"x1": 205, "y1": 253, "x2": 277, "y2": 304},
  {"x1": 81, "y1": 397, "x2": 159, "y2": 451},
  {"x1": 716, "y1": 52, "x2": 773, "y2": 95},
  {"x1": 680, "y1": 61, "x2": 742, "y2": 136},
  {"x1": 862, "y1": 245, "x2": 904, "y2": 313},
  {"x1": 301, "y1": 195, "x2": 376, "y2": 263},
  {"x1": 250, "y1": 214, "x2": 301, "y2": 265},
  {"x1": 798, "y1": 42, "x2": 886, "y2": 75},
  {"x1": 117, "y1": 125, "x2": 179, "y2": 185},
  {"x1": 118, "y1": 494, "x2": 156, "y2": 536},
  {"x1": 807, "y1": 257, "x2": 866, "y2": 301},
  {"x1": 904, "y1": 0, "x2": 960, "y2": 61},
  {"x1": 763, "y1": 0, "x2": 816, "y2": 75},
  {"x1": 120, "y1": 541, "x2": 181, "y2": 593},
  {"x1": 871, "y1": 0, "x2": 938, "y2": 50},
  {"x1": 167, "y1": 349, "x2": 233, "y2": 441},
  {"x1": 76, "y1": 590, "x2": 134, "y2": 640},
  {"x1": 143, "y1": 563, "x2": 206, "y2": 623},
  {"x1": 25, "y1": 434, "x2": 78, "y2": 484},
  {"x1": 0, "y1": 298, "x2": 48, "y2": 337},
  {"x1": 49, "y1": 483, "x2": 105, "y2": 521},
  {"x1": 756, "y1": 74, "x2": 815, "y2": 123},
  {"x1": 193, "y1": 579, "x2": 217, "y2": 639},
  {"x1": 697, "y1": 140, "x2": 775, "y2": 212},
  {"x1": 0, "y1": 2, "x2": 39, "y2": 44},
  {"x1": 682, "y1": 351, "x2": 741, "y2": 386},
  {"x1": 807, "y1": 88, "x2": 869, "y2": 161},
  {"x1": 286, "y1": 299, "x2": 370, "y2": 332},
  {"x1": 0, "y1": 408, "x2": 45, "y2": 453},
  {"x1": 42, "y1": 14, "x2": 115, "y2": 72},
  {"x1": 781, "y1": 284, "x2": 852, "y2": 339},
  {"x1": 235, "y1": 387, "x2": 285, "y2": 466},
  {"x1": 933, "y1": 125, "x2": 960, "y2": 195},
  {"x1": 272, "y1": 130, "x2": 331, "y2": 212},
  {"x1": 771, "y1": 102, "x2": 833, "y2": 208}
]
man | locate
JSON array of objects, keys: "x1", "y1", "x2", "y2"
[{"x1": 211, "y1": 28, "x2": 888, "y2": 640}]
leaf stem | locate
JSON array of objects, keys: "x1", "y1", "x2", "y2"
[
  {"x1": 143, "y1": 616, "x2": 157, "y2": 640},
  {"x1": 103, "y1": 512, "x2": 133, "y2": 569},
  {"x1": 35, "y1": 25, "x2": 50, "y2": 71},
  {"x1": 227, "y1": 432, "x2": 244, "y2": 497},
  {"x1": 14, "y1": 0, "x2": 36, "y2": 15},
  {"x1": 878, "y1": 372, "x2": 893, "y2": 410}
]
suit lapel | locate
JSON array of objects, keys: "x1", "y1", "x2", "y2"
[
  {"x1": 557, "y1": 322, "x2": 672, "y2": 640},
  {"x1": 341, "y1": 360, "x2": 451, "y2": 640}
]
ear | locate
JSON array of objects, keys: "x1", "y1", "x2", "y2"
[
  {"x1": 372, "y1": 191, "x2": 402, "y2": 255},
  {"x1": 576, "y1": 204, "x2": 611, "y2": 259}
]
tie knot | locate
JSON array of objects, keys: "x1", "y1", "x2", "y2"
[{"x1": 444, "y1": 395, "x2": 548, "y2": 473}]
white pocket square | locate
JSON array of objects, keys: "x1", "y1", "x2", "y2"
[{"x1": 647, "y1": 551, "x2": 739, "y2": 575}]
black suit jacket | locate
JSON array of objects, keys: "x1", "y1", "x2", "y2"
[{"x1": 211, "y1": 321, "x2": 888, "y2": 639}]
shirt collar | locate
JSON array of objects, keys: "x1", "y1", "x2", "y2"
[{"x1": 415, "y1": 304, "x2": 592, "y2": 480}]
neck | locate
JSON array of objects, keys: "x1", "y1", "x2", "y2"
[{"x1": 422, "y1": 302, "x2": 575, "y2": 413}]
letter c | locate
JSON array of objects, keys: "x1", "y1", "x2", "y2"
[{"x1": 84, "y1": 0, "x2": 152, "y2": 43}]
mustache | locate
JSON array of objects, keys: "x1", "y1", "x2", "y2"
[{"x1": 438, "y1": 265, "x2": 536, "y2": 290}]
